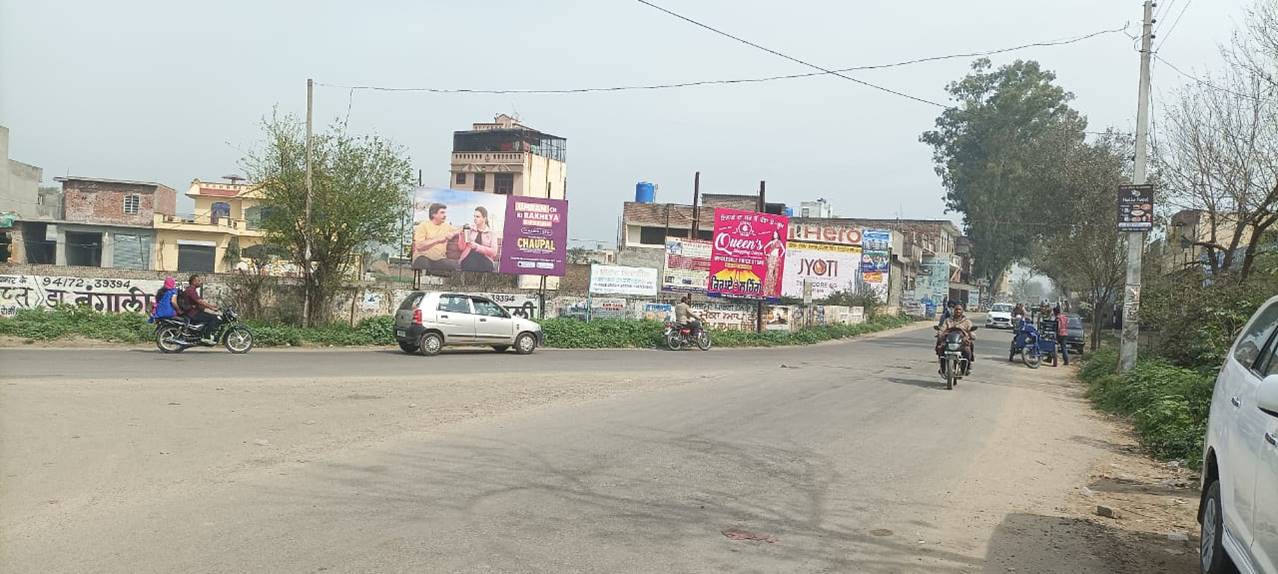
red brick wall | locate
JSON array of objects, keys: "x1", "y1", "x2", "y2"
[{"x1": 62, "y1": 180, "x2": 176, "y2": 225}]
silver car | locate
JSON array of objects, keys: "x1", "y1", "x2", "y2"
[{"x1": 393, "y1": 291, "x2": 544, "y2": 356}]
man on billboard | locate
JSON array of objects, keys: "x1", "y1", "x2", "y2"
[{"x1": 412, "y1": 203, "x2": 461, "y2": 271}]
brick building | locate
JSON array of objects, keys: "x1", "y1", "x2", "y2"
[{"x1": 17, "y1": 176, "x2": 176, "y2": 269}]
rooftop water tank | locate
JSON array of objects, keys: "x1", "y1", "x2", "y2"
[
  {"x1": 635, "y1": 181, "x2": 656, "y2": 203},
  {"x1": 783, "y1": 207, "x2": 794, "y2": 217}
]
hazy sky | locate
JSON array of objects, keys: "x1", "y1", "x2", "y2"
[{"x1": 0, "y1": 0, "x2": 1250, "y2": 246}]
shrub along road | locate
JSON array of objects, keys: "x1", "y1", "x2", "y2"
[{"x1": 0, "y1": 324, "x2": 1195, "y2": 573}]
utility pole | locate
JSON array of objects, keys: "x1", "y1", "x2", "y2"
[
  {"x1": 303, "y1": 78, "x2": 314, "y2": 328},
  {"x1": 756, "y1": 180, "x2": 766, "y2": 333},
  {"x1": 691, "y1": 171, "x2": 701, "y2": 239},
  {"x1": 1120, "y1": 0, "x2": 1155, "y2": 371}
]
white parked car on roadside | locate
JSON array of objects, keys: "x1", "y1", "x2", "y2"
[
  {"x1": 985, "y1": 302, "x2": 1015, "y2": 329},
  {"x1": 1199, "y1": 295, "x2": 1278, "y2": 574},
  {"x1": 393, "y1": 291, "x2": 543, "y2": 356}
]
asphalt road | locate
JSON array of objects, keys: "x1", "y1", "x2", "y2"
[{"x1": 0, "y1": 325, "x2": 1132, "y2": 573}]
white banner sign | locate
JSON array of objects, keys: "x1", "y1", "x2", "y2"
[
  {"x1": 0, "y1": 274, "x2": 166, "y2": 317},
  {"x1": 781, "y1": 242, "x2": 863, "y2": 300},
  {"x1": 589, "y1": 264, "x2": 659, "y2": 296}
]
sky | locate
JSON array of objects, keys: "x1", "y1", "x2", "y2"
[{"x1": 0, "y1": 0, "x2": 1251, "y2": 248}]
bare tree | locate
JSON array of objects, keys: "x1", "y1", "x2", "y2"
[{"x1": 1157, "y1": 4, "x2": 1278, "y2": 280}]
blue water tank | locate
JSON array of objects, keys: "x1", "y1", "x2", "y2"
[
  {"x1": 783, "y1": 207, "x2": 794, "y2": 217},
  {"x1": 635, "y1": 181, "x2": 656, "y2": 203}
]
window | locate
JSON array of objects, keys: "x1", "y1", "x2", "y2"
[
  {"x1": 495, "y1": 173, "x2": 514, "y2": 195},
  {"x1": 123, "y1": 194, "x2": 140, "y2": 215},
  {"x1": 455, "y1": 172, "x2": 467, "y2": 185},
  {"x1": 177, "y1": 244, "x2": 215, "y2": 272},
  {"x1": 1233, "y1": 303, "x2": 1278, "y2": 371},
  {"x1": 639, "y1": 226, "x2": 667, "y2": 246},
  {"x1": 65, "y1": 231, "x2": 103, "y2": 267},
  {"x1": 1261, "y1": 335, "x2": 1278, "y2": 377},
  {"x1": 473, "y1": 173, "x2": 486, "y2": 192},
  {"x1": 437, "y1": 294, "x2": 472, "y2": 314},
  {"x1": 546, "y1": 181, "x2": 552, "y2": 197},
  {"x1": 211, "y1": 202, "x2": 231, "y2": 225},
  {"x1": 471, "y1": 297, "x2": 508, "y2": 318},
  {"x1": 398, "y1": 292, "x2": 425, "y2": 311}
]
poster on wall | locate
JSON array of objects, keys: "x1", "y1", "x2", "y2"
[
  {"x1": 708, "y1": 208, "x2": 789, "y2": 300},
  {"x1": 662, "y1": 237, "x2": 712, "y2": 292},
  {"x1": 410, "y1": 187, "x2": 508, "y2": 273},
  {"x1": 500, "y1": 197, "x2": 568, "y2": 276},
  {"x1": 918, "y1": 257, "x2": 951, "y2": 318},
  {"x1": 860, "y1": 229, "x2": 892, "y2": 300},
  {"x1": 588, "y1": 264, "x2": 659, "y2": 296},
  {"x1": 781, "y1": 241, "x2": 863, "y2": 300},
  {"x1": 765, "y1": 305, "x2": 793, "y2": 331}
]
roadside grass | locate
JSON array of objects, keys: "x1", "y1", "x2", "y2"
[
  {"x1": 1077, "y1": 346, "x2": 1216, "y2": 468},
  {"x1": 0, "y1": 306, "x2": 916, "y2": 349}
]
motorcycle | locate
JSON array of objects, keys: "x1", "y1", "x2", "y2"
[
  {"x1": 664, "y1": 322, "x2": 711, "y2": 351},
  {"x1": 935, "y1": 325, "x2": 977, "y2": 390},
  {"x1": 1009, "y1": 317, "x2": 1049, "y2": 369},
  {"x1": 155, "y1": 309, "x2": 254, "y2": 354}
]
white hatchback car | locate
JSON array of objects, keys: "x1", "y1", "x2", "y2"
[
  {"x1": 1200, "y1": 295, "x2": 1278, "y2": 574},
  {"x1": 393, "y1": 291, "x2": 543, "y2": 356},
  {"x1": 985, "y1": 302, "x2": 1015, "y2": 329}
]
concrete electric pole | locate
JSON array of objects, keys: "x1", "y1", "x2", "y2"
[
  {"x1": 1120, "y1": 1, "x2": 1155, "y2": 371},
  {"x1": 303, "y1": 78, "x2": 314, "y2": 328}
]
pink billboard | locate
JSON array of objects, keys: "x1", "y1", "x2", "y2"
[{"x1": 708, "y1": 208, "x2": 789, "y2": 300}]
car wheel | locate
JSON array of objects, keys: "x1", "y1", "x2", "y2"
[
  {"x1": 398, "y1": 341, "x2": 419, "y2": 353},
  {"x1": 417, "y1": 332, "x2": 443, "y2": 356},
  {"x1": 515, "y1": 332, "x2": 537, "y2": 355},
  {"x1": 492, "y1": 345, "x2": 510, "y2": 353},
  {"x1": 1200, "y1": 479, "x2": 1235, "y2": 574}
]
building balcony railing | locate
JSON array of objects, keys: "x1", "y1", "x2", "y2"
[
  {"x1": 154, "y1": 213, "x2": 264, "y2": 234},
  {"x1": 451, "y1": 151, "x2": 527, "y2": 163}
]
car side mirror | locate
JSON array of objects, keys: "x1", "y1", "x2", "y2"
[{"x1": 1259, "y1": 375, "x2": 1278, "y2": 417}]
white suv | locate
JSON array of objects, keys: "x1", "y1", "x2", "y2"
[
  {"x1": 393, "y1": 291, "x2": 543, "y2": 356},
  {"x1": 1200, "y1": 295, "x2": 1278, "y2": 574}
]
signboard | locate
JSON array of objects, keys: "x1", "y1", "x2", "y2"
[
  {"x1": 0, "y1": 275, "x2": 166, "y2": 317},
  {"x1": 708, "y1": 208, "x2": 790, "y2": 300},
  {"x1": 1117, "y1": 184, "x2": 1154, "y2": 232},
  {"x1": 588, "y1": 264, "x2": 659, "y2": 296},
  {"x1": 765, "y1": 305, "x2": 793, "y2": 331},
  {"x1": 781, "y1": 241, "x2": 862, "y2": 300},
  {"x1": 788, "y1": 223, "x2": 861, "y2": 246},
  {"x1": 918, "y1": 257, "x2": 951, "y2": 318},
  {"x1": 640, "y1": 302, "x2": 674, "y2": 322},
  {"x1": 860, "y1": 229, "x2": 892, "y2": 301},
  {"x1": 500, "y1": 197, "x2": 568, "y2": 276},
  {"x1": 410, "y1": 187, "x2": 508, "y2": 273},
  {"x1": 699, "y1": 307, "x2": 754, "y2": 331},
  {"x1": 589, "y1": 297, "x2": 629, "y2": 319},
  {"x1": 662, "y1": 237, "x2": 712, "y2": 292}
]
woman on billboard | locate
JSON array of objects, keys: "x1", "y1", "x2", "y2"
[
  {"x1": 762, "y1": 230, "x2": 786, "y2": 298},
  {"x1": 459, "y1": 206, "x2": 499, "y2": 272}
]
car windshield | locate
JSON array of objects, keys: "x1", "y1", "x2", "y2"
[
  {"x1": 1068, "y1": 316, "x2": 1083, "y2": 328},
  {"x1": 991, "y1": 304, "x2": 1013, "y2": 313}
]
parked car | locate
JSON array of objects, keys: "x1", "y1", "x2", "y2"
[
  {"x1": 393, "y1": 291, "x2": 543, "y2": 356},
  {"x1": 1063, "y1": 314, "x2": 1086, "y2": 355},
  {"x1": 985, "y1": 303, "x2": 1015, "y2": 329},
  {"x1": 1199, "y1": 295, "x2": 1278, "y2": 574}
]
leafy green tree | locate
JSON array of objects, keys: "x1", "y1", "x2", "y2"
[
  {"x1": 243, "y1": 112, "x2": 413, "y2": 325},
  {"x1": 921, "y1": 58, "x2": 1088, "y2": 287}
]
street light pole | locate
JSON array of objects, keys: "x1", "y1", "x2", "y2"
[
  {"x1": 303, "y1": 78, "x2": 314, "y2": 328},
  {"x1": 1120, "y1": 1, "x2": 1155, "y2": 371}
]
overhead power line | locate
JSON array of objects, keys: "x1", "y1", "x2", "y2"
[
  {"x1": 1154, "y1": 54, "x2": 1272, "y2": 101},
  {"x1": 1155, "y1": 0, "x2": 1193, "y2": 52},
  {"x1": 318, "y1": 23, "x2": 1125, "y2": 100}
]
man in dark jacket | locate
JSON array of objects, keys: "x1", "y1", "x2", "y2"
[{"x1": 183, "y1": 274, "x2": 221, "y2": 344}]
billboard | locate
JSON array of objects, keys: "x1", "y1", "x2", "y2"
[
  {"x1": 918, "y1": 256, "x2": 951, "y2": 318},
  {"x1": 708, "y1": 208, "x2": 790, "y2": 300},
  {"x1": 860, "y1": 229, "x2": 891, "y2": 300},
  {"x1": 588, "y1": 264, "x2": 659, "y2": 296},
  {"x1": 1117, "y1": 184, "x2": 1154, "y2": 232},
  {"x1": 501, "y1": 197, "x2": 568, "y2": 276},
  {"x1": 781, "y1": 241, "x2": 863, "y2": 300},
  {"x1": 410, "y1": 187, "x2": 508, "y2": 273},
  {"x1": 662, "y1": 237, "x2": 712, "y2": 292}
]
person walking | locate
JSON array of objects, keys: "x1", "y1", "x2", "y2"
[{"x1": 1054, "y1": 306, "x2": 1071, "y2": 366}]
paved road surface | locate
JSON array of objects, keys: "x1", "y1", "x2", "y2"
[{"x1": 0, "y1": 325, "x2": 1142, "y2": 573}]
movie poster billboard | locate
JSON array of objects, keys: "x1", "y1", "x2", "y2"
[
  {"x1": 662, "y1": 237, "x2": 712, "y2": 292},
  {"x1": 860, "y1": 229, "x2": 891, "y2": 300},
  {"x1": 708, "y1": 208, "x2": 789, "y2": 300},
  {"x1": 781, "y1": 242, "x2": 863, "y2": 300},
  {"x1": 500, "y1": 197, "x2": 568, "y2": 276},
  {"x1": 410, "y1": 187, "x2": 508, "y2": 273}
]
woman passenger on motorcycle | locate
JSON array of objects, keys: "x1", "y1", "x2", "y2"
[
  {"x1": 149, "y1": 276, "x2": 180, "y2": 323},
  {"x1": 936, "y1": 304, "x2": 975, "y2": 374}
]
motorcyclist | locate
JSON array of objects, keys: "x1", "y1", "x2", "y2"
[
  {"x1": 675, "y1": 294, "x2": 704, "y2": 339},
  {"x1": 936, "y1": 304, "x2": 975, "y2": 374}
]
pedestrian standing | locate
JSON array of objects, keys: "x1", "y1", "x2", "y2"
[{"x1": 1054, "y1": 306, "x2": 1070, "y2": 366}]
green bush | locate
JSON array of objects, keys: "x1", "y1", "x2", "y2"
[
  {"x1": 0, "y1": 306, "x2": 152, "y2": 343},
  {"x1": 1077, "y1": 347, "x2": 1217, "y2": 466},
  {"x1": 539, "y1": 314, "x2": 913, "y2": 349},
  {"x1": 1141, "y1": 272, "x2": 1278, "y2": 367}
]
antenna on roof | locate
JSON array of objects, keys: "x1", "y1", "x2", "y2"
[{"x1": 223, "y1": 174, "x2": 245, "y2": 184}]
